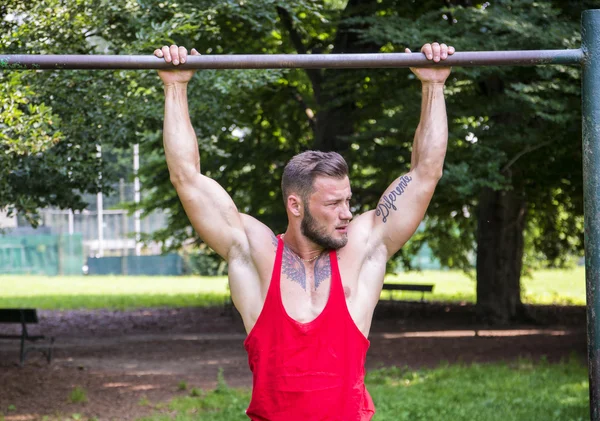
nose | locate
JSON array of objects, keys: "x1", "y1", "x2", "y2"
[{"x1": 341, "y1": 203, "x2": 353, "y2": 221}]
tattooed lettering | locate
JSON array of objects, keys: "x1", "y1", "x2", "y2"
[
  {"x1": 282, "y1": 246, "x2": 307, "y2": 290},
  {"x1": 375, "y1": 175, "x2": 413, "y2": 223},
  {"x1": 313, "y1": 253, "x2": 331, "y2": 291}
]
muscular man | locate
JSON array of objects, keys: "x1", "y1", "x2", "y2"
[{"x1": 155, "y1": 42, "x2": 454, "y2": 420}]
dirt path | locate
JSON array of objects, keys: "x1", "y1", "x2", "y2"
[{"x1": 0, "y1": 304, "x2": 587, "y2": 421}]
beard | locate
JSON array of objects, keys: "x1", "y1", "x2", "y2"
[{"x1": 301, "y1": 204, "x2": 348, "y2": 250}]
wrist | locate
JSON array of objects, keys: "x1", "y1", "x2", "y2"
[
  {"x1": 421, "y1": 81, "x2": 445, "y2": 88},
  {"x1": 163, "y1": 81, "x2": 189, "y2": 90}
]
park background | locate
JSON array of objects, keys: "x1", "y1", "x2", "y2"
[{"x1": 0, "y1": 0, "x2": 597, "y2": 420}]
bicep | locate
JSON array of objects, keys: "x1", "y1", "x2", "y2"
[
  {"x1": 370, "y1": 171, "x2": 438, "y2": 257},
  {"x1": 175, "y1": 173, "x2": 248, "y2": 260}
]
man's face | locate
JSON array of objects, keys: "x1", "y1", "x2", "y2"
[{"x1": 301, "y1": 176, "x2": 353, "y2": 250}]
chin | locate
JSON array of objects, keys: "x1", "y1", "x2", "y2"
[{"x1": 330, "y1": 235, "x2": 348, "y2": 250}]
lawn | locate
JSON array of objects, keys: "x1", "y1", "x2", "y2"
[
  {"x1": 385, "y1": 266, "x2": 586, "y2": 305},
  {"x1": 0, "y1": 275, "x2": 229, "y2": 310},
  {"x1": 0, "y1": 267, "x2": 586, "y2": 310},
  {"x1": 134, "y1": 358, "x2": 589, "y2": 421}
]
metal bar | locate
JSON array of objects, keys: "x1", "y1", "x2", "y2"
[
  {"x1": 0, "y1": 49, "x2": 583, "y2": 70},
  {"x1": 583, "y1": 9, "x2": 600, "y2": 421}
]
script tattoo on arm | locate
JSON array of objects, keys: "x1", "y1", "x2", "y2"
[
  {"x1": 313, "y1": 253, "x2": 331, "y2": 291},
  {"x1": 282, "y1": 246, "x2": 307, "y2": 290},
  {"x1": 376, "y1": 175, "x2": 413, "y2": 223}
]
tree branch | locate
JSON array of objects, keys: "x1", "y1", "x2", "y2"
[
  {"x1": 276, "y1": 6, "x2": 322, "y2": 103},
  {"x1": 502, "y1": 139, "x2": 554, "y2": 173},
  {"x1": 287, "y1": 87, "x2": 316, "y2": 134}
]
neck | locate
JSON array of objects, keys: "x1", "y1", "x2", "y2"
[{"x1": 281, "y1": 231, "x2": 324, "y2": 262}]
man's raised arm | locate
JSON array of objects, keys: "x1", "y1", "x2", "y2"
[
  {"x1": 369, "y1": 42, "x2": 455, "y2": 258},
  {"x1": 156, "y1": 45, "x2": 248, "y2": 260}
]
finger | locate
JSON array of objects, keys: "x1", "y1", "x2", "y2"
[
  {"x1": 170, "y1": 45, "x2": 180, "y2": 65},
  {"x1": 190, "y1": 48, "x2": 200, "y2": 56},
  {"x1": 154, "y1": 48, "x2": 163, "y2": 58},
  {"x1": 421, "y1": 43, "x2": 433, "y2": 60},
  {"x1": 432, "y1": 42, "x2": 441, "y2": 62},
  {"x1": 405, "y1": 48, "x2": 412, "y2": 53},
  {"x1": 179, "y1": 46, "x2": 187, "y2": 64},
  {"x1": 440, "y1": 43, "x2": 448, "y2": 60},
  {"x1": 161, "y1": 45, "x2": 171, "y2": 63},
  {"x1": 448, "y1": 46, "x2": 456, "y2": 55}
]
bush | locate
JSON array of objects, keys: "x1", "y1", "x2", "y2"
[{"x1": 182, "y1": 250, "x2": 228, "y2": 276}]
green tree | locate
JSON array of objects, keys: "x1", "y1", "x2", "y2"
[
  {"x1": 0, "y1": 0, "x2": 154, "y2": 223},
  {"x1": 134, "y1": 0, "x2": 588, "y2": 323},
  {"x1": 353, "y1": 0, "x2": 592, "y2": 322},
  {"x1": 135, "y1": 0, "x2": 588, "y2": 323}
]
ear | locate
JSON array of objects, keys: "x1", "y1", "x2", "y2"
[{"x1": 286, "y1": 194, "x2": 303, "y2": 217}]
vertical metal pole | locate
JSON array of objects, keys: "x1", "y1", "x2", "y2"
[
  {"x1": 96, "y1": 144, "x2": 104, "y2": 258},
  {"x1": 97, "y1": 191, "x2": 104, "y2": 257},
  {"x1": 133, "y1": 143, "x2": 142, "y2": 256},
  {"x1": 68, "y1": 209, "x2": 74, "y2": 236},
  {"x1": 583, "y1": 9, "x2": 600, "y2": 420},
  {"x1": 119, "y1": 178, "x2": 128, "y2": 275}
]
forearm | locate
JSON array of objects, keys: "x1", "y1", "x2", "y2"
[
  {"x1": 410, "y1": 83, "x2": 448, "y2": 180},
  {"x1": 163, "y1": 82, "x2": 201, "y2": 183}
]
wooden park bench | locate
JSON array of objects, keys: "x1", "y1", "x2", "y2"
[
  {"x1": 381, "y1": 283, "x2": 435, "y2": 302},
  {"x1": 0, "y1": 309, "x2": 54, "y2": 366}
]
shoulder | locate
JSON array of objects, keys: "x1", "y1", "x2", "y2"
[
  {"x1": 232, "y1": 213, "x2": 278, "y2": 266},
  {"x1": 240, "y1": 214, "x2": 276, "y2": 241},
  {"x1": 339, "y1": 210, "x2": 387, "y2": 266}
]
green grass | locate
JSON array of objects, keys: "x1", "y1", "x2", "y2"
[
  {"x1": 0, "y1": 267, "x2": 586, "y2": 310},
  {"x1": 68, "y1": 386, "x2": 87, "y2": 404},
  {"x1": 385, "y1": 266, "x2": 586, "y2": 305},
  {"x1": 0, "y1": 275, "x2": 230, "y2": 310},
  {"x1": 367, "y1": 357, "x2": 589, "y2": 421},
  {"x1": 135, "y1": 358, "x2": 589, "y2": 421}
]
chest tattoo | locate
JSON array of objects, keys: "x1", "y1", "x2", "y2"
[
  {"x1": 281, "y1": 245, "x2": 307, "y2": 290},
  {"x1": 313, "y1": 253, "x2": 331, "y2": 290},
  {"x1": 275, "y1": 234, "x2": 333, "y2": 291}
]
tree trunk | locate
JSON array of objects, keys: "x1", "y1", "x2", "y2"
[
  {"x1": 312, "y1": 0, "x2": 381, "y2": 151},
  {"x1": 476, "y1": 186, "x2": 528, "y2": 324}
]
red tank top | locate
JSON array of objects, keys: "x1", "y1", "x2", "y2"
[{"x1": 243, "y1": 235, "x2": 375, "y2": 421}]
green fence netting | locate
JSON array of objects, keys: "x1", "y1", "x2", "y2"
[{"x1": 0, "y1": 234, "x2": 84, "y2": 275}]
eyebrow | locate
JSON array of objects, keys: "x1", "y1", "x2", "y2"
[{"x1": 325, "y1": 194, "x2": 352, "y2": 203}]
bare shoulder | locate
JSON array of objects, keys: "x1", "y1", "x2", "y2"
[
  {"x1": 339, "y1": 210, "x2": 387, "y2": 269},
  {"x1": 240, "y1": 214, "x2": 276, "y2": 247},
  {"x1": 239, "y1": 214, "x2": 278, "y2": 270},
  {"x1": 339, "y1": 211, "x2": 388, "y2": 316}
]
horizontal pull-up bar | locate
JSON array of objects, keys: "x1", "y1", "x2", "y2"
[{"x1": 0, "y1": 49, "x2": 584, "y2": 70}]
